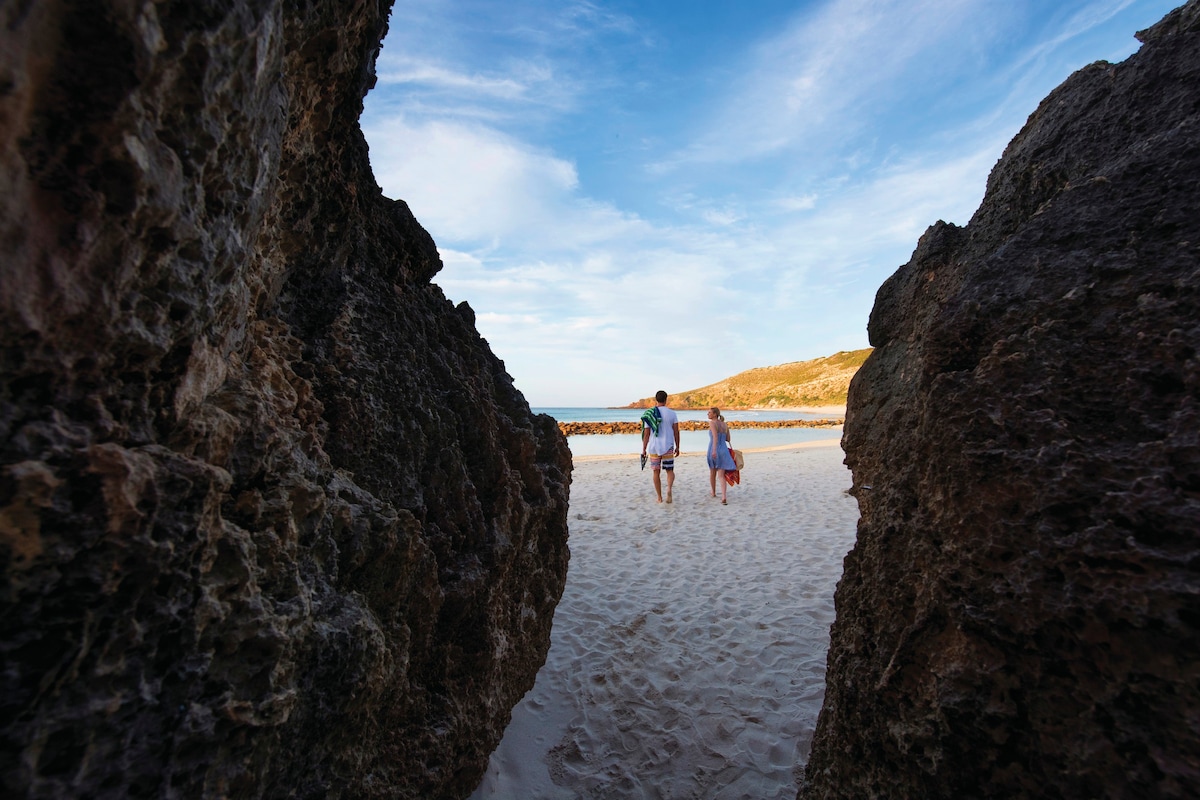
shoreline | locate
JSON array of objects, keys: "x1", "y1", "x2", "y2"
[
  {"x1": 609, "y1": 404, "x2": 847, "y2": 415},
  {"x1": 571, "y1": 436, "x2": 844, "y2": 462}
]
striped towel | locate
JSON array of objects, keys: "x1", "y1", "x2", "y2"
[{"x1": 640, "y1": 406, "x2": 661, "y2": 435}]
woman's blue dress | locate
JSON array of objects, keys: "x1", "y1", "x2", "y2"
[{"x1": 706, "y1": 424, "x2": 737, "y2": 470}]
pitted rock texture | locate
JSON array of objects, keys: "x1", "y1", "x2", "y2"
[
  {"x1": 802, "y1": 3, "x2": 1199, "y2": 799},
  {"x1": 0, "y1": 2, "x2": 570, "y2": 799}
]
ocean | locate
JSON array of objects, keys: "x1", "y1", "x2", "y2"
[{"x1": 532, "y1": 407, "x2": 844, "y2": 458}]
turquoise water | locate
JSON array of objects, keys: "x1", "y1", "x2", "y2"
[{"x1": 532, "y1": 407, "x2": 843, "y2": 458}]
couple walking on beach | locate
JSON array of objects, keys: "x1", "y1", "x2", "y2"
[{"x1": 640, "y1": 391, "x2": 739, "y2": 504}]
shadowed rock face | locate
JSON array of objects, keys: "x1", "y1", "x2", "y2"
[
  {"x1": 802, "y1": 3, "x2": 1199, "y2": 798},
  {"x1": 0, "y1": 2, "x2": 570, "y2": 798},
  {"x1": 796, "y1": 3, "x2": 1200, "y2": 796}
]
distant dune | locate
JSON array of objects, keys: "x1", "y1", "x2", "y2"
[{"x1": 624, "y1": 348, "x2": 872, "y2": 409}]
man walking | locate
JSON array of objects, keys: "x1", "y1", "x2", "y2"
[{"x1": 641, "y1": 390, "x2": 681, "y2": 503}]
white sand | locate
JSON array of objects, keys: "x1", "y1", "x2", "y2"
[{"x1": 470, "y1": 439, "x2": 860, "y2": 800}]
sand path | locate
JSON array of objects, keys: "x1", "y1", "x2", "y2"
[{"x1": 471, "y1": 441, "x2": 859, "y2": 799}]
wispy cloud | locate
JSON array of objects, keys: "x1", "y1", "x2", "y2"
[
  {"x1": 776, "y1": 195, "x2": 819, "y2": 213},
  {"x1": 1015, "y1": 0, "x2": 1146, "y2": 69},
  {"x1": 363, "y1": 0, "x2": 1178, "y2": 405},
  {"x1": 657, "y1": 0, "x2": 992, "y2": 170},
  {"x1": 376, "y1": 59, "x2": 533, "y2": 100}
]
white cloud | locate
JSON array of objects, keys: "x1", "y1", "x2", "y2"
[
  {"x1": 700, "y1": 208, "x2": 744, "y2": 227},
  {"x1": 364, "y1": 118, "x2": 579, "y2": 243},
  {"x1": 376, "y1": 60, "x2": 531, "y2": 100},
  {"x1": 776, "y1": 194, "x2": 818, "y2": 212}
]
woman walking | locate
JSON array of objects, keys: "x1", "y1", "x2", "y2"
[{"x1": 706, "y1": 407, "x2": 739, "y2": 504}]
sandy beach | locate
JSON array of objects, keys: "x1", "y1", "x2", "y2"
[{"x1": 470, "y1": 439, "x2": 860, "y2": 799}]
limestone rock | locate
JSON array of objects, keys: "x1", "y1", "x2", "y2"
[
  {"x1": 802, "y1": 2, "x2": 1200, "y2": 797},
  {"x1": 0, "y1": 2, "x2": 570, "y2": 798}
]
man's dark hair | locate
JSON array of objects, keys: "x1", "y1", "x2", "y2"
[{"x1": 655, "y1": 390, "x2": 668, "y2": 403}]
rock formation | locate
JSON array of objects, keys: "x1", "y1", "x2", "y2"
[
  {"x1": 802, "y1": 3, "x2": 1199, "y2": 797},
  {"x1": 0, "y1": 2, "x2": 570, "y2": 798}
]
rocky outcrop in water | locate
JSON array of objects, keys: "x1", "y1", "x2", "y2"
[
  {"x1": 559, "y1": 418, "x2": 843, "y2": 436},
  {"x1": 0, "y1": 2, "x2": 570, "y2": 798},
  {"x1": 801, "y1": 3, "x2": 1200, "y2": 798}
]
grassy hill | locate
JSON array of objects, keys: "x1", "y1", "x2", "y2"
[{"x1": 625, "y1": 348, "x2": 872, "y2": 409}]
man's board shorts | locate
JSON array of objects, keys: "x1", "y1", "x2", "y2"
[{"x1": 648, "y1": 449, "x2": 676, "y2": 471}]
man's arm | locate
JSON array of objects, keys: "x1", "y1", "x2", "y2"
[
  {"x1": 673, "y1": 422, "x2": 681, "y2": 454},
  {"x1": 642, "y1": 425, "x2": 651, "y2": 454}
]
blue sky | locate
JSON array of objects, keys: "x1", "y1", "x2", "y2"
[{"x1": 362, "y1": 0, "x2": 1178, "y2": 407}]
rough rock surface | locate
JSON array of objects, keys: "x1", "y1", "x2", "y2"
[
  {"x1": 0, "y1": 2, "x2": 570, "y2": 799},
  {"x1": 802, "y1": 3, "x2": 1200, "y2": 798}
]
